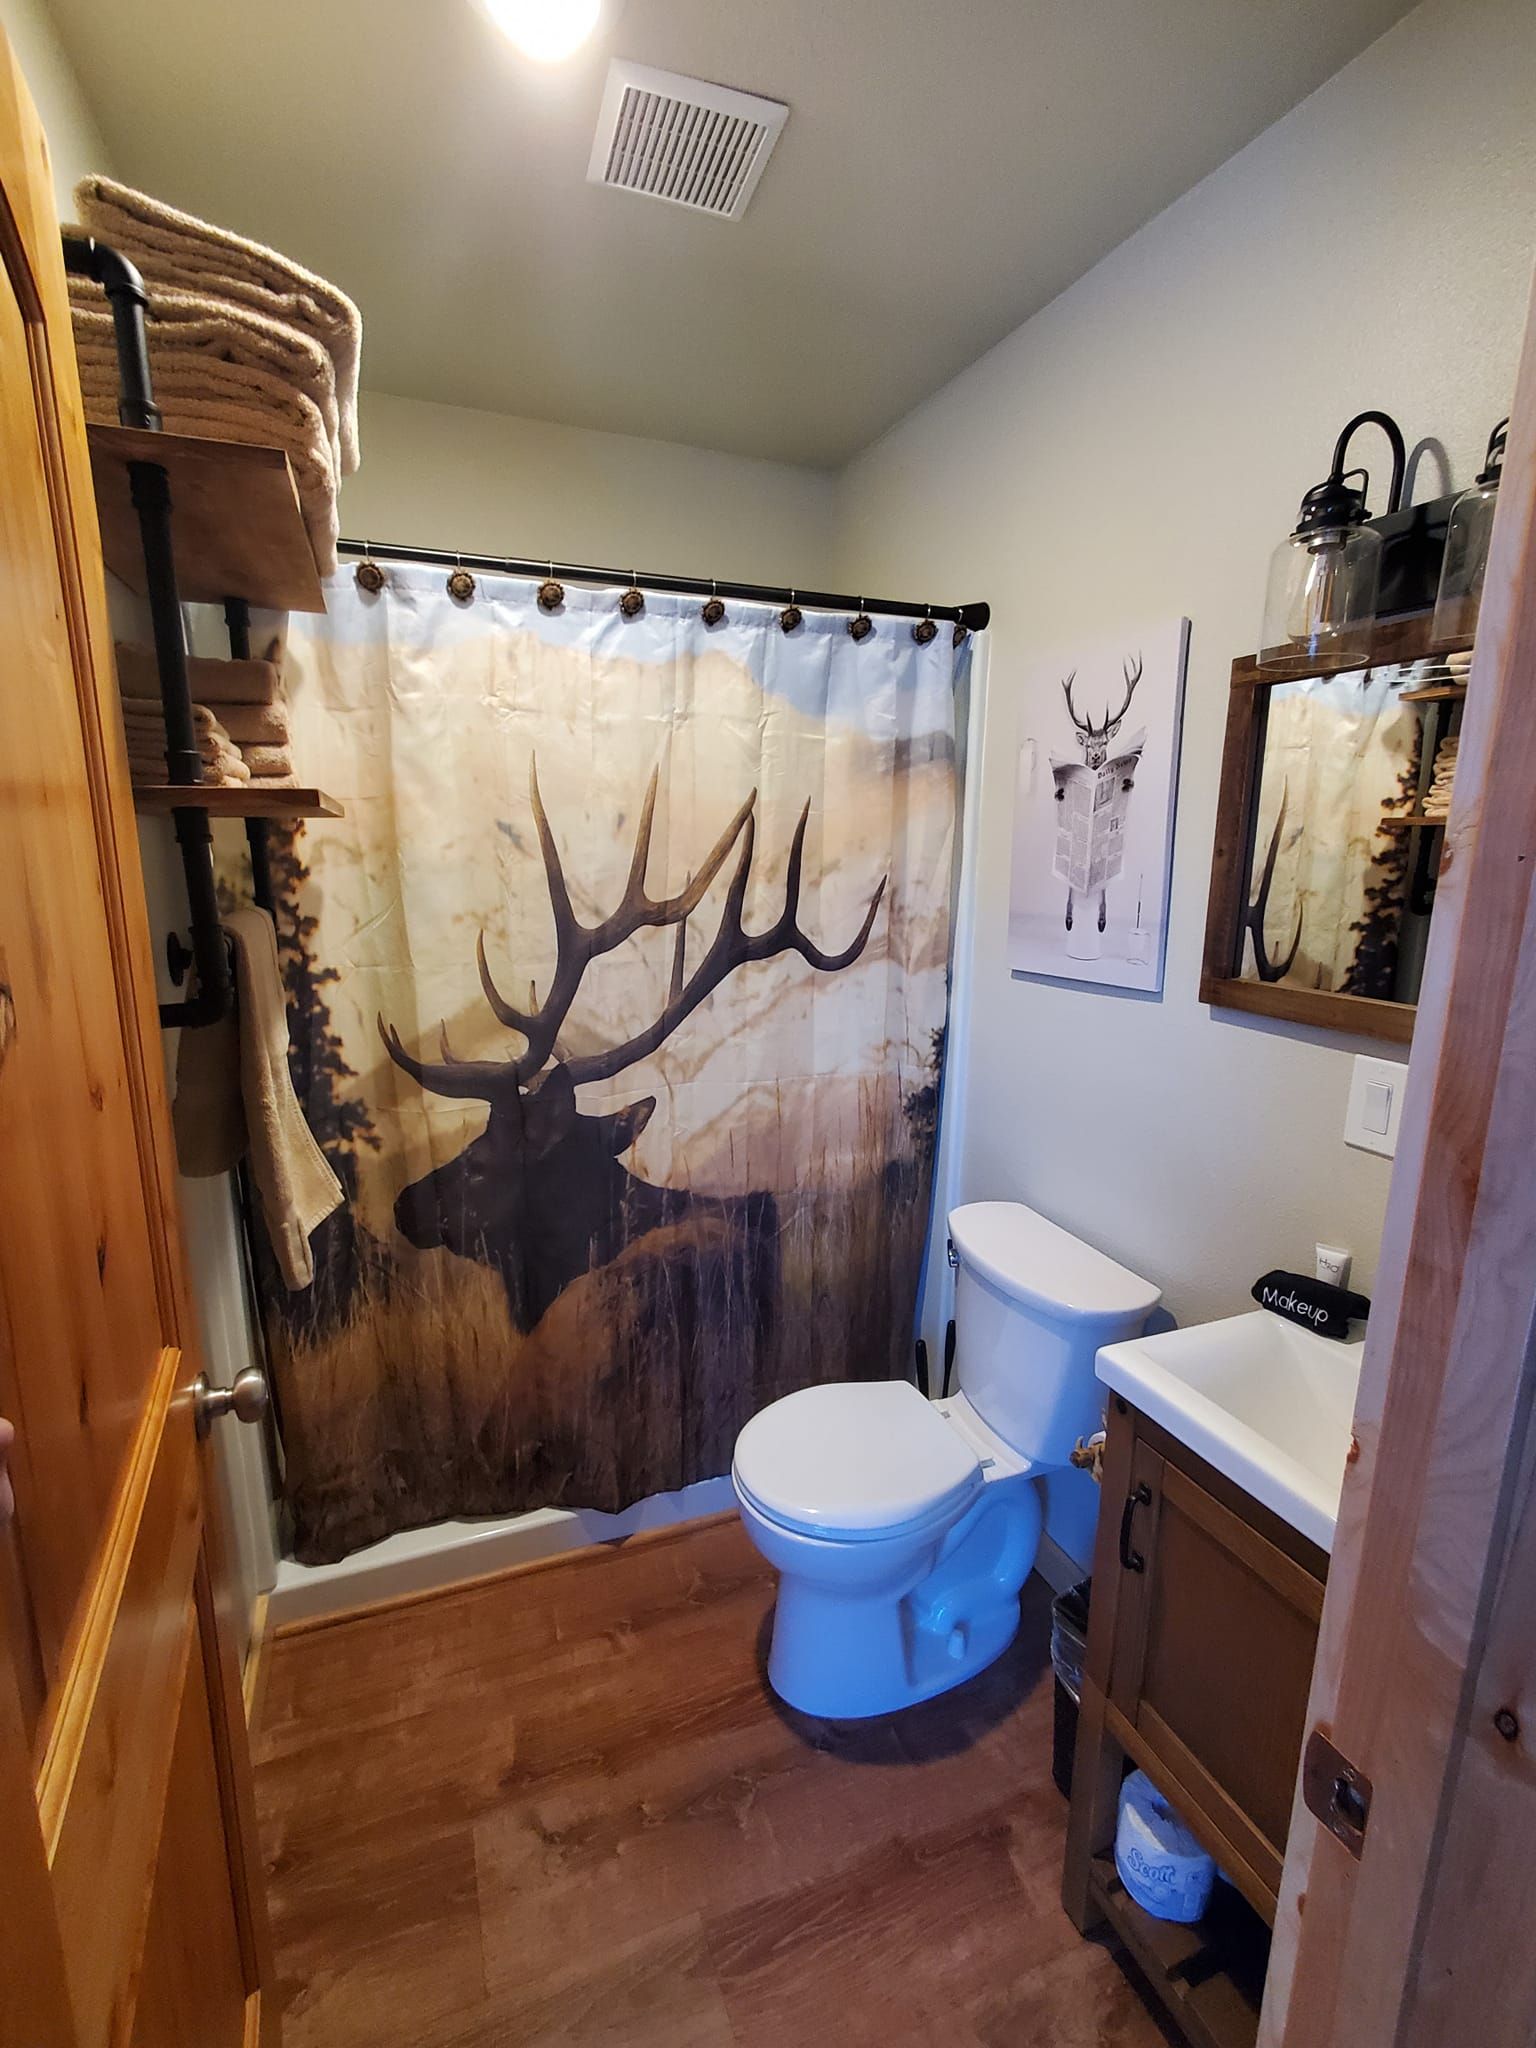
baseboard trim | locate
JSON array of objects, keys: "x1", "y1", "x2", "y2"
[
  {"x1": 268, "y1": 1499, "x2": 741, "y2": 1638},
  {"x1": 266, "y1": 1476, "x2": 737, "y2": 1631}
]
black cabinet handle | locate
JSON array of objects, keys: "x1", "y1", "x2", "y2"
[{"x1": 1119, "y1": 1481, "x2": 1152, "y2": 1572}]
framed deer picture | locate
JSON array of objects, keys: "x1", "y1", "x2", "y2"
[
  {"x1": 1199, "y1": 612, "x2": 1457, "y2": 1044},
  {"x1": 1008, "y1": 617, "x2": 1189, "y2": 993}
]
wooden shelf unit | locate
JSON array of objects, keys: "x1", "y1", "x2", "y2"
[
  {"x1": 87, "y1": 424, "x2": 327, "y2": 614},
  {"x1": 1398, "y1": 681, "x2": 1467, "y2": 703},
  {"x1": 131, "y1": 785, "x2": 342, "y2": 821},
  {"x1": 1380, "y1": 810, "x2": 1448, "y2": 831},
  {"x1": 1087, "y1": 1855, "x2": 1268, "y2": 2048}
]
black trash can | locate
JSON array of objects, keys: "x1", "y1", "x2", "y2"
[{"x1": 1049, "y1": 1578, "x2": 1092, "y2": 1798}]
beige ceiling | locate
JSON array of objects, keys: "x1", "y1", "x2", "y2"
[{"x1": 48, "y1": 0, "x2": 1414, "y2": 466}]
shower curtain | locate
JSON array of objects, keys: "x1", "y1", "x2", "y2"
[{"x1": 257, "y1": 565, "x2": 965, "y2": 1563}]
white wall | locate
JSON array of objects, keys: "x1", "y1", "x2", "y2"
[
  {"x1": 0, "y1": 0, "x2": 107, "y2": 208},
  {"x1": 835, "y1": 0, "x2": 1536, "y2": 1369},
  {"x1": 343, "y1": 390, "x2": 837, "y2": 587}
]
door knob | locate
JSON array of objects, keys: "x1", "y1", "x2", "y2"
[{"x1": 193, "y1": 1368, "x2": 269, "y2": 1438}]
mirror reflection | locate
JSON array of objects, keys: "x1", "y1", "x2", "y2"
[{"x1": 1239, "y1": 654, "x2": 1467, "y2": 1007}]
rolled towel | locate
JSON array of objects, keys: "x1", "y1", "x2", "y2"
[
  {"x1": 114, "y1": 641, "x2": 280, "y2": 707},
  {"x1": 74, "y1": 175, "x2": 361, "y2": 474},
  {"x1": 240, "y1": 743, "x2": 294, "y2": 779},
  {"x1": 70, "y1": 277, "x2": 344, "y2": 481},
  {"x1": 215, "y1": 700, "x2": 291, "y2": 746}
]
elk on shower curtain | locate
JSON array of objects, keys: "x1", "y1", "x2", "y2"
[{"x1": 259, "y1": 565, "x2": 965, "y2": 1563}]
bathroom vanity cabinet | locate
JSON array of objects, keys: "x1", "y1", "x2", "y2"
[{"x1": 1062, "y1": 1394, "x2": 1328, "y2": 2048}]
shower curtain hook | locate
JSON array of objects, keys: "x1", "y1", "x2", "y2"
[
  {"x1": 780, "y1": 589, "x2": 803, "y2": 634},
  {"x1": 446, "y1": 551, "x2": 476, "y2": 604},
  {"x1": 621, "y1": 570, "x2": 645, "y2": 618},
  {"x1": 702, "y1": 576, "x2": 726, "y2": 628},
  {"x1": 913, "y1": 604, "x2": 938, "y2": 646},
  {"x1": 538, "y1": 560, "x2": 565, "y2": 612},
  {"x1": 848, "y1": 597, "x2": 873, "y2": 642},
  {"x1": 354, "y1": 540, "x2": 386, "y2": 595}
]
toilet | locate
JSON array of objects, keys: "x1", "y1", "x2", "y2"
[{"x1": 732, "y1": 1201, "x2": 1160, "y2": 1718}]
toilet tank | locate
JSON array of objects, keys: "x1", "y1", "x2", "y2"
[{"x1": 948, "y1": 1202, "x2": 1161, "y2": 1466}]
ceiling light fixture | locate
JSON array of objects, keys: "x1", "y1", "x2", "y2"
[{"x1": 480, "y1": 0, "x2": 602, "y2": 64}]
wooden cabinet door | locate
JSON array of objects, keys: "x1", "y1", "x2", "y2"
[
  {"x1": 0, "y1": 31, "x2": 274, "y2": 2048},
  {"x1": 1108, "y1": 1449, "x2": 1324, "y2": 1910}
]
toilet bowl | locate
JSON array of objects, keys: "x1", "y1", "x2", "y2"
[{"x1": 733, "y1": 1202, "x2": 1160, "y2": 1718}]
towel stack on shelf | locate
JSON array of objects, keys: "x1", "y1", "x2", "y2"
[
  {"x1": 121, "y1": 697, "x2": 250, "y2": 787},
  {"x1": 1424, "y1": 734, "x2": 1460, "y2": 818},
  {"x1": 115, "y1": 640, "x2": 298, "y2": 789},
  {"x1": 69, "y1": 174, "x2": 361, "y2": 576}
]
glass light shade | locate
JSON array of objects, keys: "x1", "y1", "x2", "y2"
[
  {"x1": 1260, "y1": 522, "x2": 1382, "y2": 671},
  {"x1": 481, "y1": 0, "x2": 601, "y2": 62},
  {"x1": 1432, "y1": 478, "x2": 1498, "y2": 649}
]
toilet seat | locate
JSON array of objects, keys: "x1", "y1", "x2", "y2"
[{"x1": 732, "y1": 1379, "x2": 983, "y2": 1542}]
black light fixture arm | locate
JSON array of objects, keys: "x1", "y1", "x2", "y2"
[
  {"x1": 61, "y1": 229, "x2": 231, "y2": 1029},
  {"x1": 1329, "y1": 409, "x2": 1407, "y2": 517}
]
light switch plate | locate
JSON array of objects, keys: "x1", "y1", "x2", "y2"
[{"x1": 1345, "y1": 1054, "x2": 1408, "y2": 1158}]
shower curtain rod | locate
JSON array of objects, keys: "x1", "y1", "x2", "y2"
[{"x1": 336, "y1": 537, "x2": 990, "y2": 633}]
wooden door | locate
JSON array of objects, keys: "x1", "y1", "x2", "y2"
[
  {"x1": 1262, "y1": 257, "x2": 1536, "y2": 2044},
  {"x1": 0, "y1": 32, "x2": 273, "y2": 2048}
]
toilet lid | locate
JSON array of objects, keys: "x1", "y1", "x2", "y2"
[{"x1": 733, "y1": 1380, "x2": 982, "y2": 1539}]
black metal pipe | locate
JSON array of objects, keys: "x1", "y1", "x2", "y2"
[
  {"x1": 60, "y1": 233, "x2": 160, "y2": 430},
  {"x1": 64, "y1": 229, "x2": 231, "y2": 1028},
  {"x1": 132, "y1": 461, "x2": 203, "y2": 786},
  {"x1": 337, "y1": 537, "x2": 990, "y2": 634},
  {"x1": 226, "y1": 599, "x2": 277, "y2": 913}
]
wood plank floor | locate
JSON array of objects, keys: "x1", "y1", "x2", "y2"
[{"x1": 252, "y1": 1514, "x2": 1176, "y2": 2047}]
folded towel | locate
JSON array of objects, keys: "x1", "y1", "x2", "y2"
[
  {"x1": 74, "y1": 342, "x2": 338, "y2": 574},
  {"x1": 114, "y1": 640, "x2": 281, "y2": 707},
  {"x1": 127, "y1": 737, "x2": 251, "y2": 778},
  {"x1": 128, "y1": 751, "x2": 252, "y2": 788},
  {"x1": 74, "y1": 175, "x2": 361, "y2": 474},
  {"x1": 173, "y1": 906, "x2": 344, "y2": 1286},
  {"x1": 214, "y1": 700, "x2": 291, "y2": 746},
  {"x1": 70, "y1": 276, "x2": 344, "y2": 481},
  {"x1": 240, "y1": 743, "x2": 294, "y2": 779},
  {"x1": 121, "y1": 699, "x2": 223, "y2": 735},
  {"x1": 247, "y1": 771, "x2": 298, "y2": 788}
]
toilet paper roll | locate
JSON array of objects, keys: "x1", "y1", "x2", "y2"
[{"x1": 1114, "y1": 1770, "x2": 1215, "y2": 1924}]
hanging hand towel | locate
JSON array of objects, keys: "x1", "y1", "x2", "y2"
[
  {"x1": 73, "y1": 174, "x2": 361, "y2": 473},
  {"x1": 174, "y1": 907, "x2": 343, "y2": 1289}
]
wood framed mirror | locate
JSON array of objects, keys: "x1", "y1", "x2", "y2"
[{"x1": 1200, "y1": 614, "x2": 1471, "y2": 1044}]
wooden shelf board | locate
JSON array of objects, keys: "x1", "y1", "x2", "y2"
[
  {"x1": 131, "y1": 785, "x2": 342, "y2": 820},
  {"x1": 87, "y1": 424, "x2": 326, "y2": 614},
  {"x1": 1089, "y1": 1855, "x2": 1268, "y2": 2048},
  {"x1": 1398, "y1": 682, "x2": 1468, "y2": 702},
  {"x1": 1380, "y1": 811, "x2": 1448, "y2": 830}
]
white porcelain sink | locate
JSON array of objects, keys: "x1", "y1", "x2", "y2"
[{"x1": 1095, "y1": 1310, "x2": 1364, "y2": 1552}]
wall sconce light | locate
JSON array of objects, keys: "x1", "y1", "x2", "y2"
[
  {"x1": 1261, "y1": 410, "x2": 1405, "y2": 672},
  {"x1": 1432, "y1": 416, "x2": 1508, "y2": 650}
]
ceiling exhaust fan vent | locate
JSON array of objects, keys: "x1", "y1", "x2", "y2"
[{"x1": 587, "y1": 61, "x2": 788, "y2": 221}]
